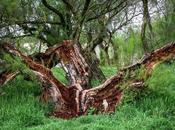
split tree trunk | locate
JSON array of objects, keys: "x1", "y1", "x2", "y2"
[
  {"x1": 55, "y1": 40, "x2": 90, "y2": 88},
  {"x1": 2, "y1": 42, "x2": 175, "y2": 119},
  {"x1": 32, "y1": 40, "x2": 105, "y2": 88}
]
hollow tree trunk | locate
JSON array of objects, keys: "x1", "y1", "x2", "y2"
[{"x1": 2, "y1": 42, "x2": 175, "y2": 119}]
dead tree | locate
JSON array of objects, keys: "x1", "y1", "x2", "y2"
[{"x1": 1, "y1": 41, "x2": 175, "y2": 119}]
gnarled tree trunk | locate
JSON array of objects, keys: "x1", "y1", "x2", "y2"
[
  {"x1": 1, "y1": 42, "x2": 175, "y2": 119},
  {"x1": 55, "y1": 40, "x2": 90, "y2": 88},
  {"x1": 31, "y1": 40, "x2": 104, "y2": 88}
]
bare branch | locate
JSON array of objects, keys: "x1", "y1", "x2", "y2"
[
  {"x1": 61, "y1": 0, "x2": 75, "y2": 14},
  {"x1": 86, "y1": 0, "x2": 127, "y2": 22},
  {"x1": 41, "y1": 0, "x2": 65, "y2": 25}
]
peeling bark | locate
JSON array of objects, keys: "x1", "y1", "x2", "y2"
[
  {"x1": 55, "y1": 40, "x2": 90, "y2": 88},
  {"x1": 32, "y1": 40, "x2": 105, "y2": 86},
  {"x1": 2, "y1": 42, "x2": 175, "y2": 119},
  {"x1": 32, "y1": 40, "x2": 92, "y2": 88}
]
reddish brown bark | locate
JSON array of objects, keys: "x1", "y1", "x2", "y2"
[
  {"x1": 55, "y1": 40, "x2": 90, "y2": 88},
  {"x1": 34, "y1": 40, "x2": 106, "y2": 86},
  {"x1": 2, "y1": 42, "x2": 175, "y2": 119},
  {"x1": 32, "y1": 40, "x2": 91, "y2": 88}
]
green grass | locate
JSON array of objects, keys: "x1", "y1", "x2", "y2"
[
  {"x1": 0, "y1": 63, "x2": 175, "y2": 130},
  {"x1": 51, "y1": 67, "x2": 68, "y2": 85}
]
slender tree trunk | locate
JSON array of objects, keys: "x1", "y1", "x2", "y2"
[
  {"x1": 111, "y1": 40, "x2": 118, "y2": 65},
  {"x1": 141, "y1": 0, "x2": 154, "y2": 53},
  {"x1": 83, "y1": 50, "x2": 106, "y2": 81}
]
